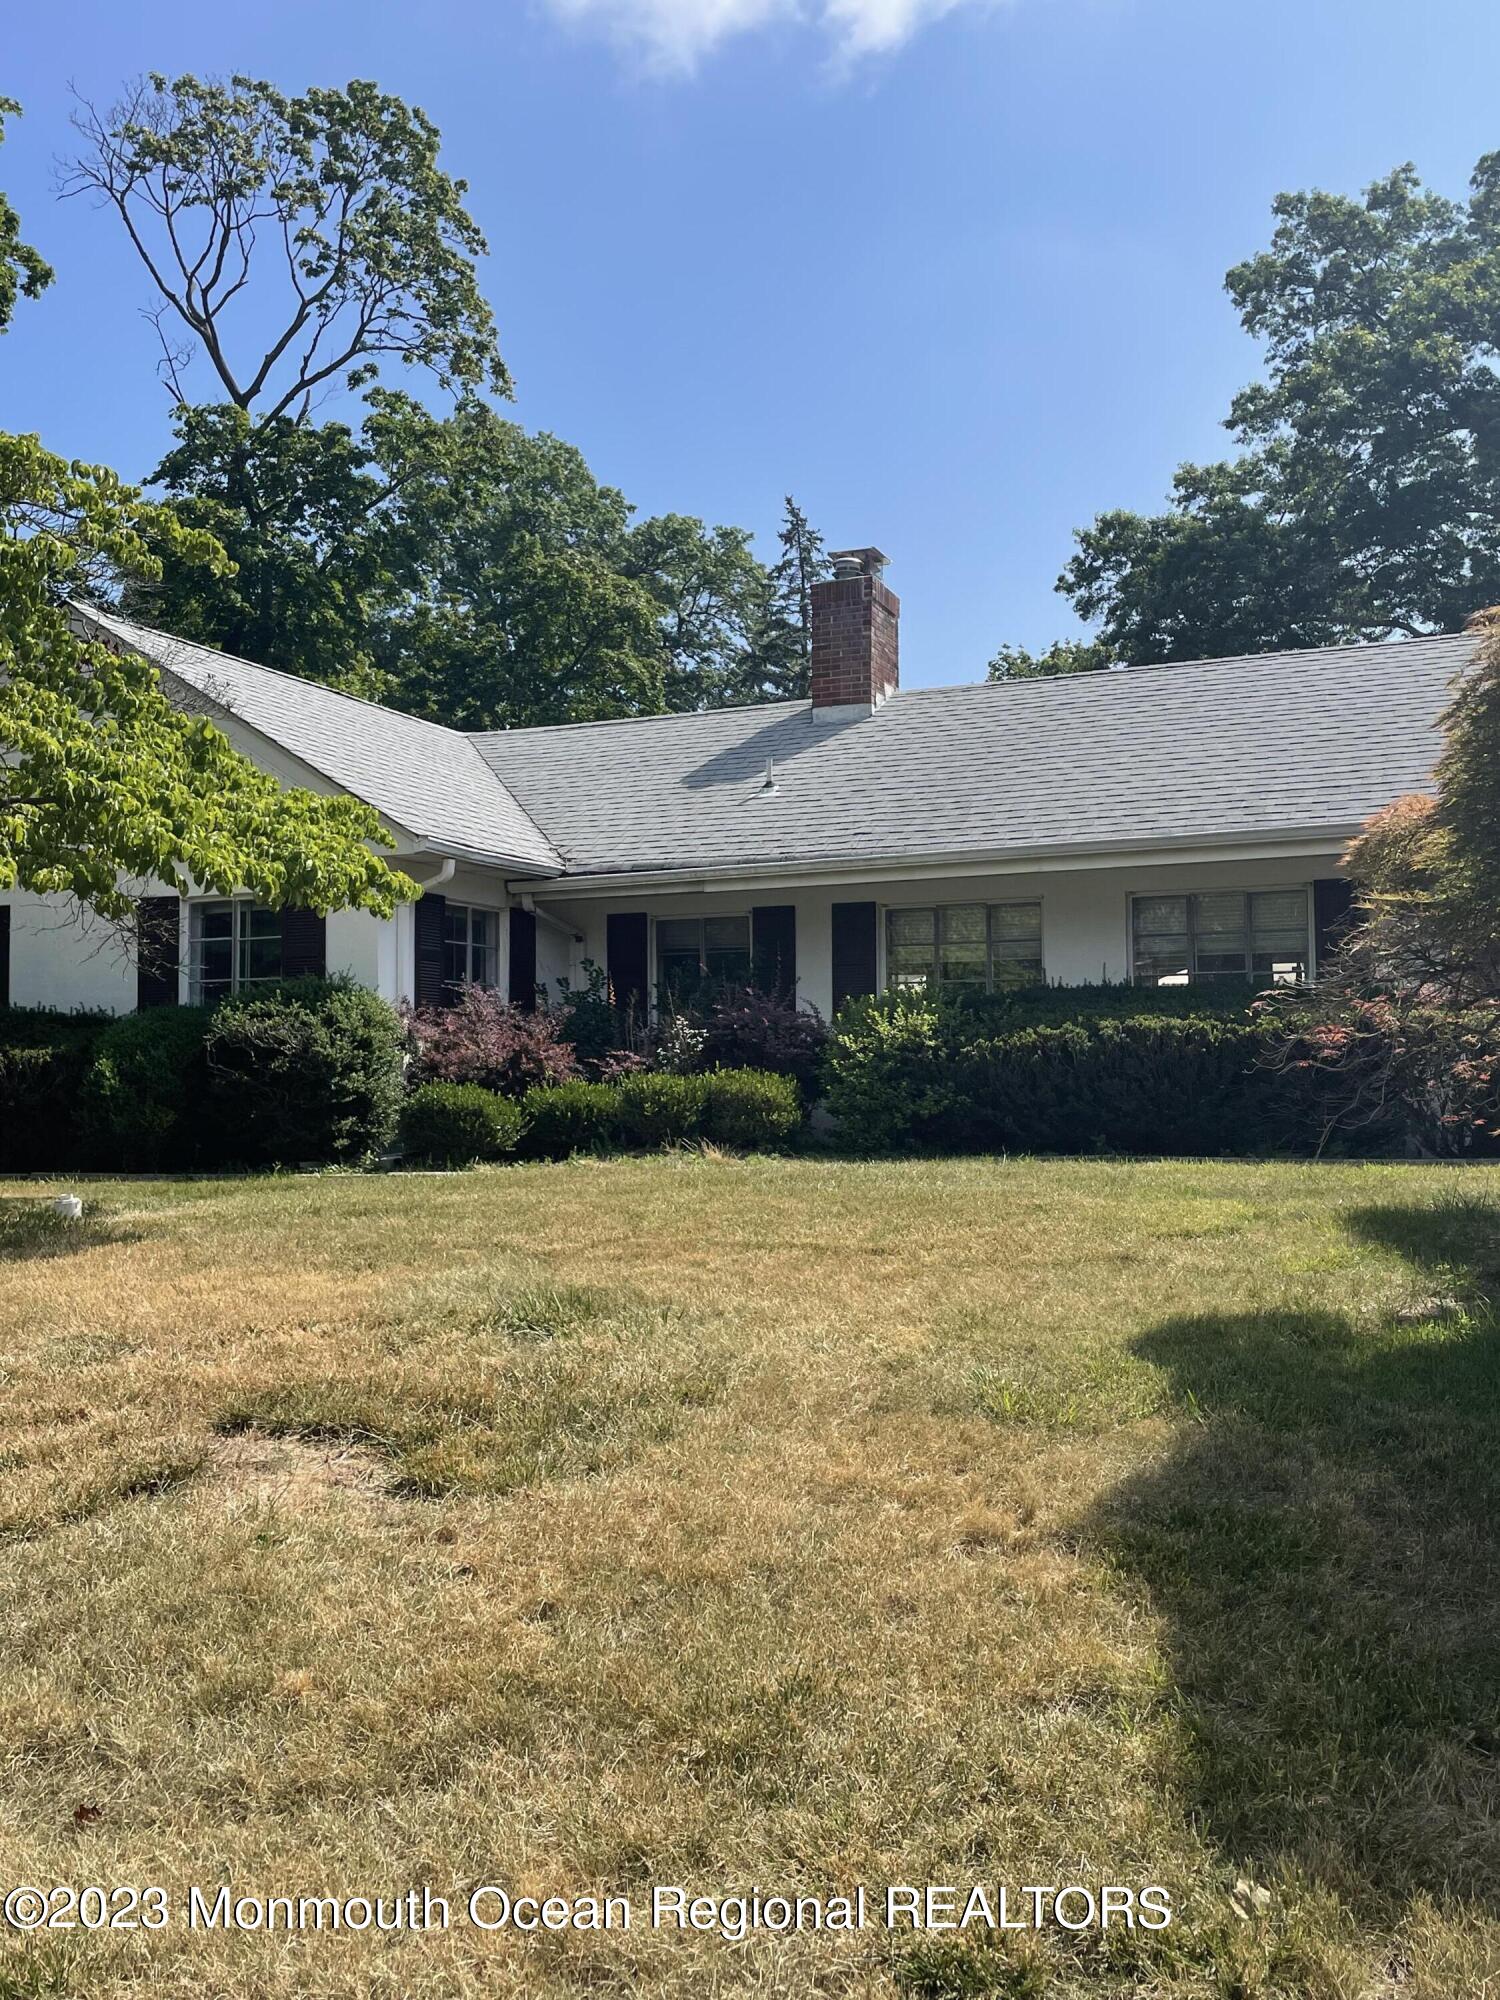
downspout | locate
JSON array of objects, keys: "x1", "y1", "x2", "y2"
[{"x1": 409, "y1": 857, "x2": 456, "y2": 892}]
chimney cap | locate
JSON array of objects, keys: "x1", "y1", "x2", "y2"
[{"x1": 830, "y1": 546, "x2": 889, "y2": 580}]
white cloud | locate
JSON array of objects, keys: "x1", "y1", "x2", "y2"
[
  {"x1": 821, "y1": 0, "x2": 972, "y2": 57},
  {"x1": 545, "y1": 0, "x2": 796, "y2": 72},
  {"x1": 543, "y1": 0, "x2": 993, "y2": 72}
]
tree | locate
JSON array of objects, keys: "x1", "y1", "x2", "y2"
[
  {"x1": 63, "y1": 73, "x2": 506, "y2": 420},
  {"x1": 987, "y1": 637, "x2": 1113, "y2": 682},
  {"x1": 0, "y1": 429, "x2": 413, "y2": 922},
  {"x1": 1271, "y1": 609, "x2": 1500, "y2": 1153},
  {"x1": 373, "y1": 400, "x2": 669, "y2": 727},
  {"x1": 126, "y1": 401, "x2": 392, "y2": 693},
  {"x1": 625, "y1": 512, "x2": 771, "y2": 710},
  {"x1": 134, "y1": 392, "x2": 799, "y2": 725},
  {"x1": 1008, "y1": 157, "x2": 1500, "y2": 672},
  {"x1": 729, "y1": 496, "x2": 830, "y2": 703},
  {"x1": 0, "y1": 99, "x2": 53, "y2": 335}
]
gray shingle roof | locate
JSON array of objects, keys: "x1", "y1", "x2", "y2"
[
  {"x1": 85, "y1": 602, "x2": 1471, "y2": 883},
  {"x1": 80, "y1": 605, "x2": 561, "y2": 874},
  {"x1": 471, "y1": 632, "x2": 1471, "y2": 878}
]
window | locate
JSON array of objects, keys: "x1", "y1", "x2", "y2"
[
  {"x1": 191, "y1": 901, "x2": 282, "y2": 1002},
  {"x1": 1132, "y1": 889, "x2": 1309, "y2": 987},
  {"x1": 885, "y1": 903, "x2": 1044, "y2": 995},
  {"x1": 443, "y1": 904, "x2": 499, "y2": 993},
  {"x1": 656, "y1": 914, "x2": 752, "y2": 1002}
]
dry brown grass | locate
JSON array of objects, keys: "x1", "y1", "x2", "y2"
[{"x1": 0, "y1": 1157, "x2": 1498, "y2": 1997}]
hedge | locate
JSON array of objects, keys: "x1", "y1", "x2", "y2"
[
  {"x1": 0, "y1": 1009, "x2": 109, "y2": 1172},
  {"x1": 704, "y1": 1068, "x2": 801, "y2": 1149},
  {"x1": 614, "y1": 1071, "x2": 709, "y2": 1148},
  {"x1": 203, "y1": 979, "x2": 406, "y2": 1166},
  {"x1": 520, "y1": 1080, "x2": 624, "y2": 1159},
  {"x1": 823, "y1": 989, "x2": 1313, "y2": 1156},
  {"x1": 401, "y1": 1083, "x2": 522, "y2": 1166},
  {"x1": 82, "y1": 1006, "x2": 215, "y2": 1170}
]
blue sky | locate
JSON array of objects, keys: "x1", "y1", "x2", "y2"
[{"x1": 4, "y1": 0, "x2": 1499, "y2": 687}]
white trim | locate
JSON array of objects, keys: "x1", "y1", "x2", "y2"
[{"x1": 508, "y1": 827, "x2": 1355, "y2": 901}]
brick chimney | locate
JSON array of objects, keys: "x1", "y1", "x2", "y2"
[{"x1": 809, "y1": 547, "x2": 898, "y2": 716}]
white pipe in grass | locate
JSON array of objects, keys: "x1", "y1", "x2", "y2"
[{"x1": 53, "y1": 1195, "x2": 83, "y2": 1221}]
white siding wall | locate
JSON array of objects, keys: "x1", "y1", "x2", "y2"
[
  {"x1": 3, "y1": 851, "x2": 1343, "y2": 1019},
  {"x1": 538, "y1": 849, "x2": 1342, "y2": 1018},
  {"x1": 3, "y1": 895, "x2": 138, "y2": 1013}
]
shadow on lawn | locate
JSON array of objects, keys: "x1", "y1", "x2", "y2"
[
  {"x1": 1097, "y1": 1192, "x2": 1500, "y2": 1912},
  {"x1": 0, "y1": 1200, "x2": 137, "y2": 1262}
]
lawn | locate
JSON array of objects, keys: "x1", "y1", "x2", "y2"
[{"x1": 1, "y1": 1155, "x2": 1499, "y2": 1999}]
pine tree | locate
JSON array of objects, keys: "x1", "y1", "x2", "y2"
[{"x1": 729, "y1": 496, "x2": 831, "y2": 703}]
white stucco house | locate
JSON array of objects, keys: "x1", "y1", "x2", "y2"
[{"x1": 0, "y1": 548, "x2": 1468, "y2": 1022}]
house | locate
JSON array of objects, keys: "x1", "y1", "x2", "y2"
[{"x1": 0, "y1": 549, "x2": 1469, "y2": 1020}]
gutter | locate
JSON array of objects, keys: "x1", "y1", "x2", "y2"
[{"x1": 504, "y1": 822, "x2": 1364, "y2": 899}]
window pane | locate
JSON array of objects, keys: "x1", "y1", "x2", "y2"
[
  {"x1": 706, "y1": 952, "x2": 752, "y2": 985},
  {"x1": 1252, "y1": 949, "x2": 1306, "y2": 985},
  {"x1": 468, "y1": 910, "x2": 497, "y2": 989},
  {"x1": 1193, "y1": 892, "x2": 1247, "y2": 937},
  {"x1": 1195, "y1": 949, "x2": 1248, "y2": 977},
  {"x1": 1135, "y1": 952, "x2": 1192, "y2": 987},
  {"x1": 991, "y1": 903, "x2": 1041, "y2": 943},
  {"x1": 703, "y1": 915, "x2": 750, "y2": 955},
  {"x1": 888, "y1": 909, "x2": 935, "y2": 947},
  {"x1": 198, "y1": 902, "x2": 233, "y2": 941},
  {"x1": 1251, "y1": 891, "x2": 1307, "y2": 939},
  {"x1": 657, "y1": 919, "x2": 700, "y2": 957},
  {"x1": 659, "y1": 952, "x2": 702, "y2": 1005},
  {"x1": 887, "y1": 942, "x2": 934, "y2": 989},
  {"x1": 940, "y1": 905, "x2": 986, "y2": 945},
  {"x1": 1134, "y1": 897, "x2": 1187, "y2": 938},
  {"x1": 992, "y1": 955, "x2": 1043, "y2": 992},
  {"x1": 444, "y1": 905, "x2": 469, "y2": 945},
  {"x1": 197, "y1": 940, "x2": 232, "y2": 994},
  {"x1": 237, "y1": 904, "x2": 282, "y2": 986}
]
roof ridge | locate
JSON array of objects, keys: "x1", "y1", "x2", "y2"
[
  {"x1": 469, "y1": 696, "x2": 811, "y2": 744},
  {"x1": 902, "y1": 628, "x2": 1470, "y2": 701}
]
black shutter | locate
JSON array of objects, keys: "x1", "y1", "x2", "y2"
[
  {"x1": 1313, "y1": 877, "x2": 1355, "y2": 974},
  {"x1": 0, "y1": 906, "x2": 9, "y2": 1009},
  {"x1": 508, "y1": 907, "x2": 538, "y2": 1010},
  {"x1": 752, "y1": 904, "x2": 796, "y2": 1000},
  {"x1": 831, "y1": 901, "x2": 878, "y2": 1014},
  {"x1": 136, "y1": 896, "x2": 182, "y2": 1010},
  {"x1": 280, "y1": 907, "x2": 327, "y2": 980},
  {"x1": 607, "y1": 912, "x2": 649, "y2": 1019},
  {"x1": 414, "y1": 892, "x2": 447, "y2": 1010}
]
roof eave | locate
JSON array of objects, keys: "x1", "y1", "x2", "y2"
[{"x1": 505, "y1": 820, "x2": 1373, "y2": 897}]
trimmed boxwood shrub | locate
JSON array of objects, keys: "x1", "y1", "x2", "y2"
[
  {"x1": 703, "y1": 1068, "x2": 801, "y2": 1149},
  {"x1": 401, "y1": 1083, "x2": 522, "y2": 1166},
  {"x1": 824, "y1": 988, "x2": 1300, "y2": 1156},
  {"x1": 82, "y1": 1005, "x2": 215, "y2": 1170},
  {"x1": 204, "y1": 978, "x2": 405, "y2": 1166},
  {"x1": 0, "y1": 1009, "x2": 109, "y2": 1171},
  {"x1": 520, "y1": 1080, "x2": 623, "y2": 1159},
  {"x1": 615, "y1": 1071, "x2": 708, "y2": 1148}
]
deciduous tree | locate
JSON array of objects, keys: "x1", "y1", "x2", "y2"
[
  {"x1": 1002, "y1": 157, "x2": 1500, "y2": 671},
  {"x1": 63, "y1": 73, "x2": 506, "y2": 419},
  {"x1": 0, "y1": 431, "x2": 413, "y2": 921},
  {"x1": 0, "y1": 99, "x2": 52, "y2": 335}
]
